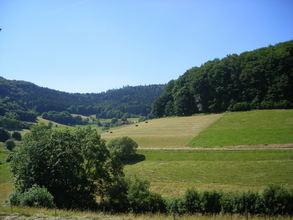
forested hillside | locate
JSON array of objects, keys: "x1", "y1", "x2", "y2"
[
  {"x1": 152, "y1": 40, "x2": 293, "y2": 117},
  {"x1": 0, "y1": 77, "x2": 164, "y2": 119}
]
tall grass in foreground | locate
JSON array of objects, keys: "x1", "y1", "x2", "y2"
[{"x1": 0, "y1": 207, "x2": 292, "y2": 219}]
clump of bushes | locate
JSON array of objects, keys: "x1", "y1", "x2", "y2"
[
  {"x1": 101, "y1": 183, "x2": 293, "y2": 215},
  {"x1": 12, "y1": 131, "x2": 21, "y2": 141},
  {"x1": 5, "y1": 139, "x2": 15, "y2": 151},
  {"x1": 126, "y1": 177, "x2": 166, "y2": 213},
  {"x1": 166, "y1": 185, "x2": 293, "y2": 216},
  {"x1": 101, "y1": 177, "x2": 166, "y2": 213},
  {"x1": 0, "y1": 127, "x2": 10, "y2": 142},
  {"x1": 9, "y1": 185, "x2": 55, "y2": 208},
  {"x1": 107, "y1": 136, "x2": 138, "y2": 163}
]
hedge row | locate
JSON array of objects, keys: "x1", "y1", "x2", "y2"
[
  {"x1": 168, "y1": 186, "x2": 293, "y2": 215},
  {"x1": 9, "y1": 184, "x2": 293, "y2": 216}
]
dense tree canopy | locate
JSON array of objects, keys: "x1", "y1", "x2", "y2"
[
  {"x1": 152, "y1": 41, "x2": 293, "y2": 117},
  {"x1": 10, "y1": 124, "x2": 123, "y2": 209},
  {"x1": 42, "y1": 111, "x2": 86, "y2": 125},
  {"x1": 107, "y1": 136, "x2": 138, "y2": 163},
  {"x1": 0, "y1": 77, "x2": 164, "y2": 118}
]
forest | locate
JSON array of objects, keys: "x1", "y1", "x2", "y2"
[
  {"x1": 0, "y1": 77, "x2": 164, "y2": 128},
  {"x1": 152, "y1": 41, "x2": 293, "y2": 117}
]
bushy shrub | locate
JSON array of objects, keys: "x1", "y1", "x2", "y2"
[
  {"x1": 183, "y1": 188, "x2": 202, "y2": 213},
  {"x1": 102, "y1": 177, "x2": 129, "y2": 212},
  {"x1": 127, "y1": 177, "x2": 166, "y2": 213},
  {"x1": 273, "y1": 100, "x2": 292, "y2": 109},
  {"x1": 9, "y1": 186, "x2": 55, "y2": 208},
  {"x1": 0, "y1": 127, "x2": 10, "y2": 142},
  {"x1": 9, "y1": 191, "x2": 22, "y2": 206},
  {"x1": 107, "y1": 136, "x2": 138, "y2": 163},
  {"x1": 12, "y1": 131, "x2": 21, "y2": 141},
  {"x1": 166, "y1": 198, "x2": 186, "y2": 215},
  {"x1": 235, "y1": 191, "x2": 262, "y2": 215},
  {"x1": 221, "y1": 192, "x2": 237, "y2": 214},
  {"x1": 262, "y1": 185, "x2": 292, "y2": 215},
  {"x1": 228, "y1": 102, "x2": 251, "y2": 111},
  {"x1": 5, "y1": 139, "x2": 15, "y2": 151},
  {"x1": 201, "y1": 191, "x2": 222, "y2": 214}
]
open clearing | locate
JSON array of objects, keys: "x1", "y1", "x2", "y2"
[
  {"x1": 102, "y1": 114, "x2": 222, "y2": 148},
  {"x1": 190, "y1": 109, "x2": 293, "y2": 147},
  {"x1": 125, "y1": 149, "x2": 293, "y2": 197}
]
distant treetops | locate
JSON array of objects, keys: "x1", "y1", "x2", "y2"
[
  {"x1": 0, "y1": 77, "x2": 164, "y2": 120},
  {"x1": 152, "y1": 40, "x2": 293, "y2": 117}
]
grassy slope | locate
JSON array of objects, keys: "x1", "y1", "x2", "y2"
[
  {"x1": 190, "y1": 109, "x2": 293, "y2": 147},
  {"x1": 125, "y1": 149, "x2": 293, "y2": 197},
  {"x1": 0, "y1": 146, "x2": 12, "y2": 205},
  {"x1": 102, "y1": 114, "x2": 222, "y2": 148}
]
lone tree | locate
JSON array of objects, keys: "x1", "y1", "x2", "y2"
[
  {"x1": 5, "y1": 139, "x2": 16, "y2": 151},
  {"x1": 107, "y1": 136, "x2": 138, "y2": 163},
  {"x1": 10, "y1": 124, "x2": 124, "y2": 209}
]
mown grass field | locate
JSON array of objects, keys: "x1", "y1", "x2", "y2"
[
  {"x1": 190, "y1": 109, "x2": 293, "y2": 147},
  {"x1": 102, "y1": 114, "x2": 222, "y2": 148},
  {"x1": 125, "y1": 149, "x2": 293, "y2": 197}
]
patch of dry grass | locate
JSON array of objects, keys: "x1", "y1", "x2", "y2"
[
  {"x1": 0, "y1": 206, "x2": 291, "y2": 220},
  {"x1": 102, "y1": 114, "x2": 222, "y2": 148}
]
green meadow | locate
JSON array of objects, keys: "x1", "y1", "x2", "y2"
[
  {"x1": 190, "y1": 110, "x2": 293, "y2": 147},
  {"x1": 1, "y1": 110, "x2": 293, "y2": 216},
  {"x1": 125, "y1": 149, "x2": 293, "y2": 197}
]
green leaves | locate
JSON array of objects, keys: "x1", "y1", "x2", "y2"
[{"x1": 10, "y1": 124, "x2": 119, "y2": 209}]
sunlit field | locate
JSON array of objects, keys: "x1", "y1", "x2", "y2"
[
  {"x1": 190, "y1": 110, "x2": 293, "y2": 147},
  {"x1": 125, "y1": 149, "x2": 293, "y2": 197},
  {"x1": 102, "y1": 114, "x2": 222, "y2": 148}
]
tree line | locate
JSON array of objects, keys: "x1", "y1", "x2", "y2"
[
  {"x1": 152, "y1": 40, "x2": 293, "y2": 117},
  {"x1": 41, "y1": 111, "x2": 87, "y2": 126},
  {"x1": 0, "y1": 77, "x2": 164, "y2": 119}
]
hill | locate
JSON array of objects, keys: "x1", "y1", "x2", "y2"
[
  {"x1": 0, "y1": 77, "x2": 164, "y2": 119},
  {"x1": 152, "y1": 40, "x2": 293, "y2": 117}
]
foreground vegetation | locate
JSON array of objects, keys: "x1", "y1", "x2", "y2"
[
  {"x1": 1, "y1": 206, "x2": 292, "y2": 220},
  {"x1": 190, "y1": 110, "x2": 293, "y2": 147},
  {"x1": 125, "y1": 149, "x2": 293, "y2": 196}
]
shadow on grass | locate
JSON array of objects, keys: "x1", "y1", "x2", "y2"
[{"x1": 124, "y1": 154, "x2": 145, "y2": 165}]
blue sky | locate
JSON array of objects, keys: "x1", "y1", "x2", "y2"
[{"x1": 0, "y1": 0, "x2": 293, "y2": 93}]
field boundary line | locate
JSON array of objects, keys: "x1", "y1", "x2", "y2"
[{"x1": 138, "y1": 143, "x2": 293, "y2": 151}]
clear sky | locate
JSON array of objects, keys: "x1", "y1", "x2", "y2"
[{"x1": 0, "y1": 0, "x2": 293, "y2": 93}]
